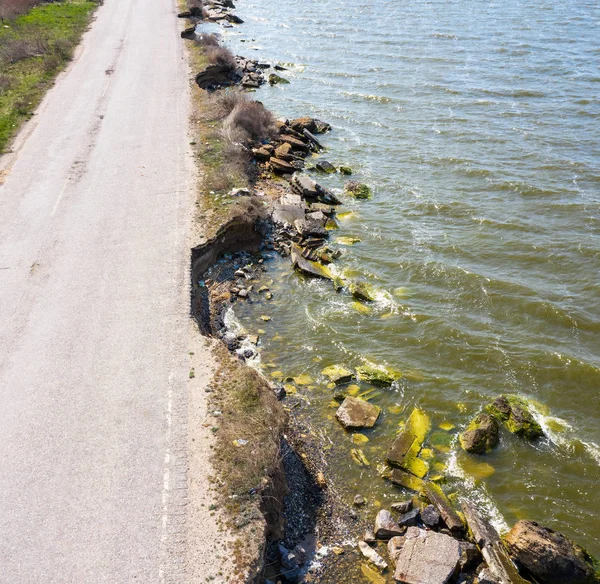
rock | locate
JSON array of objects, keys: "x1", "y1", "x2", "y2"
[
  {"x1": 392, "y1": 500, "x2": 413, "y2": 514},
  {"x1": 270, "y1": 157, "x2": 296, "y2": 174},
  {"x1": 354, "y1": 494, "x2": 366, "y2": 507},
  {"x1": 387, "y1": 408, "x2": 431, "y2": 478},
  {"x1": 393, "y1": 528, "x2": 461, "y2": 584},
  {"x1": 279, "y1": 134, "x2": 310, "y2": 151},
  {"x1": 237, "y1": 289, "x2": 248, "y2": 298},
  {"x1": 476, "y1": 568, "x2": 501, "y2": 584},
  {"x1": 335, "y1": 396, "x2": 381, "y2": 430},
  {"x1": 486, "y1": 395, "x2": 543, "y2": 440},
  {"x1": 504, "y1": 520, "x2": 599, "y2": 584},
  {"x1": 462, "y1": 503, "x2": 530, "y2": 584},
  {"x1": 388, "y1": 535, "x2": 406, "y2": 565},
  {"x1": 289, "y1": 117, "x2": 331, "y2": 134},
  {"x1": 389, "y1": 468, "x2": 426, "y2": 493},
  {"x1": 293, "y1": 218, "x2": 327, "y2": 239},
  {"x1": 356, "y1": 362, "x2": 397, "y2": 386},
  {"x1": 421, "y1": 505, "x2": 441, "y2": 528},
  {"x1": 460, "y1": 413, "x2": 500, "y2": 454},
  {"x1": 229, "y1": 187, "x2": 252, "y2": 197},
  {"x1": 291, "y1": 244, "x2": 334, "y2": 280},
  {"x1": 316, "y1": 160, "x2": 336, "y2": 173},
  {"x1": 181, "y1": 26, "x2": 196, "y2": 39},
  {"x1": 321, "y1": 364, "x2": 354, "y2": 384},
  {"x1": 274, "y1": 142, "x2": 294, "y2": 161},
  {"x1": 349, "y1": 281, "x2": 377, "y2": 302},
  {"x1": 398, "y1": 508, "x2": 420, "y2": 527},
  {"x1": 272, "y1": 384, "x2": 286, "y2": 400},
  {"x1": 290, "y1": 172, "x2": 342, "y2": 205},
  {"x1": 359, "y1": 541, "x2": 388, "y2": 571},
  {"x1": 345, "y1": 180, "x2": 373, "y2": 199},
  {"x1": 269, "y1": 73, "x2": 290, "y2": 84},
  {"x1": 252, "y1": 146, "x2": 272, "y2": 161},
  {"x1": 364, "y1": 528, "x2": 377, "y2": 544},
  {"x1": 458, "y1": 541, "x2": 482, "y2": 572},
  {"x1": 224, "y1": 12, "x2": 244, "y2": 23},
  {"x1": 316, "y1": 471, "x2": 327, "y2": 488},
  {"x1": 424, "y1": 483, "x2": 465, "y2": 537},
  {"x1": 374, "y1": 509, "x2": 406, "y2": 539},
  {"x1": 339, "y1": 165, "x2": 353, "y2": 175},
  {"x1": 305, "y1": 210, "x2": 327, "y2": 223}
]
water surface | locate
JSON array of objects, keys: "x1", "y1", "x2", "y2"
[{"x1": 213, "y1": 0, "x2": 599, "y2": 555}]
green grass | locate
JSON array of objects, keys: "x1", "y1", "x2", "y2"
[{"x1": 0, "y1": 0, "x2": 98, "y2": 153}]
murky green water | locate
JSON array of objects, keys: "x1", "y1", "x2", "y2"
[{"x1": 211, "y1": 0, "x2": 600, "y2": 554}]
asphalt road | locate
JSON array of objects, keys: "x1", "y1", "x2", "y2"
[{"x1": 0, "y1": 0, "x2": 193, "y2": 581}]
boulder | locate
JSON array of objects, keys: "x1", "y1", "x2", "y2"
[
  {"x1": 421, "y1": 505, "x2": 441, "y2": 528},
  {"x1": 316, "y1": 160, "x2": 336, "y2": 173},
  {"x1": 356, "y1": 362, "x2": 397, "y2": 386},
  {"x1": 252, "y1": 146, "x2": 272, "y2": 161},
  {"x1": 290, "y1": 173, "x2": 341, "y2": 205},
  {"x1": 358, "y1": 541, "x2": 388, "y2": 571},
  {"x1": 289, "y1": 117, "x2": 331, "y2": 134},
  {"x1": 504, "y1": 520, "x2": 599, "y2": 584},
  {"x1": 321, "y1": 364, "x2": 354, "y2": 384},
  {"x1": 398, "y1": 508, "x2": 420, "y2": 527},
  {"x1": 393, "y1": 528, "x2": 461, "y2": 584},
  {"x1": 293, "y1": 218, "x2": 327, "y2": 239},
  {"x1": 290, "y1": 244, "x2": 333, "y2": 280},
  {"x1": 335, "y1": 396, "x2": 381, "y2": 429},
  {"x1": 269, "y1": 73, "x2": 290, "y2": 84},
  {"x1": 279, "y1": 134, "x2": 310, "y2": 151},
  {"x1": 274, "y1": 142, "x2": 294, "y2": 161},
  {"x1": 388, "y1": 535, "x2": 406, "y2": 565},
  {"x1": 460, "y1": 413, "x2": 500, "y2": 454},
  {"x1": 387, "y1": 407, "x2": 431, "y2": 478},
  {"x1": 486, "y1": 395, "x2": 543, "y2": 440},
  {"x1": 349, "y1": 281, "x2": 377, "y2": 302},
  {"x1": 345, "y1": 180, "x2": 373, "y2": 199},
  {"x1": 270, "y1": 157, "x2": 296, "y2": 174},
  {"x1": 374, "y1": 509, "x2": 406, "y2": 539},
  {"x1": 424, "y1": 483, "x2": 465, "y2": 537}
]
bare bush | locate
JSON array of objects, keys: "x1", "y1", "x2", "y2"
[
  {"x1": 195, "y1": 33, "x2": 220, "y2": 48},
  {"x1": 0, "y1": 75, "x2": 12, "y2": 94},
  {"x1": 206, "y1": 45, "x2": 236, "y2": 69},
  {"x1": 209, "y1": 89, "x2": 248, "y2": 118},
  {"x1": 0, "y1": 0, "x2": 40, "y2": 20},
  {"x1": 52, "y1": 38, "x2": 72, "y2": 61},
  {"x1": 0, "y1": 38, "x2": 49, "y2": 64},
  {"x1": 224, "y1": 99, "x2": 276, "y2": 144}
]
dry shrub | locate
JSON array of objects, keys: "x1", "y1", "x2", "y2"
[
  {"x1": 0, "y1": 74, "x2": 12, "y2": 94},
  {"x1": 52, "y1": 38, "x2": 72, "y2": 61},
  {"x1": 0, "y1": 0, "x2": 40, "y2": 20},
  {"x1": 206, "y1": 45, "x2": 236, "y2": 69},
  {"x1": 224, "y1": 98, "x2": 276, "y2": 144},
  {"x1": 196, "y1": 32, "x2": 220, "y2": 48},
  {"x1": 0, "y1": 37, "x2": 48, "y2": 64}
]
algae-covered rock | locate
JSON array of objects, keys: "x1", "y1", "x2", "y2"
[
  {"x1": 339, "y1": 166, "x2": 353, "y2": 175},
  {"x1": 345, "y1": 180, "x2": 373, "y2": 199},
  {"x1": 389, "y1": 468, "x2": 426, "y2": 493},
  {"x1": 349, "y1": 281, "x2": 377, "y2": 302},
  {"x1": 356, "y1": 362, "x2": 398, "y2": 386},
  {"x1": 316, "y1": 160, "x2": 336, "y2": 174},
  {"x1": 336, "y1": 396, "x2": 381, "y2": 429},
  {"x1": 321, "y1": 364, "x2": 354, "y2": 384},
  {"x1": 335, "y1": 236, "x2": 361, "y2": 246},
  {"x1": 269, "y1": 73, "x2": 290, "y2": 84},
  {"x1": 290, "y1": 243, "x2": 333, "y2": 280},
  {"x1": 387, "y1": 408, "x2": 431, "y2": 478},
  {"x1": 504, "y1": 520, "x2": 600, "y2": 584},
  {"x1": 486, "y1": 395, "x2": 544, "y2": 440},
  {"x1": 459, "y1": 412, "x2": 499, "y2": 454}
]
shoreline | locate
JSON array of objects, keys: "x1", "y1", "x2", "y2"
[{"x1": 179, "y1": 2, "x2": 600, "y2": 583}]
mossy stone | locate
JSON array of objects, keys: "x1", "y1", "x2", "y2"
[
  {"x1": 356, "y1": 362, "x2": 398, "y2": 386},
  {"x1": 459, "y1": 412, "x2": 499, "y2": 454},
  {"x1": 349, "y1": 281, "x2": 377, "y2": 302},
  {"x1": 345, "y1": 180, "x2": 372, "y2": 199},
  {"x1": 322, "y1": 364, "x2": 354, "y2": 384},
  {"x1": 486, "y1": 395, "x2": 544, "y2": 440}
]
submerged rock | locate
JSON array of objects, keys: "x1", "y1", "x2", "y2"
[
  {"x1": 339, "y1": 165, "x2": 353, "y2": 175},
  {"x1": 290, "y1": 243, "x2": 333, "y2": 280},
  {"x1": 393, "y1": 527, "x2": 461, "y2": 584},
  {"x1": 358, "y1": 541, "x2": 388, "y2": 571},
  {"x1": 316, "y1": 160, "x2": 336, "y2": 174},
  {"x1": 486, "y1": 395, "x2": 543, "y2": 440},
  {"x1": 459, "y1": 412, "x2": 500, "y2": 454},
  {"x1": 387, "y1": 407, "x2": 431, "y2": 478},
  {"x1": 374, "y1": 509, "x2": 406, "y2": 539},
  {"x1": 345, "y1": 180, "x2": 373, "y2": 199},
  {"x1": 356, "y1": 362, "x2": 398, "y2": 386},
  {"x1": 335, "y1": 396, "x2": 381, "y2": 429},
  {"x1": 504, "y1": 520, "x2": 600, "y2": 584},
  {"x1": 321, "y1": 364, "x2": 354, "y2": 384},
  {"x1": 349, "y1": 281, "x2": 377, "y2": 302}
]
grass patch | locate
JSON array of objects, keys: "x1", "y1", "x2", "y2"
[
  {"x1": 0, "y1": 0, "x2": 98, "y2": 153},
  {"x1": 209, "y1": 344, "x2": 286, "y2": 524}
]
